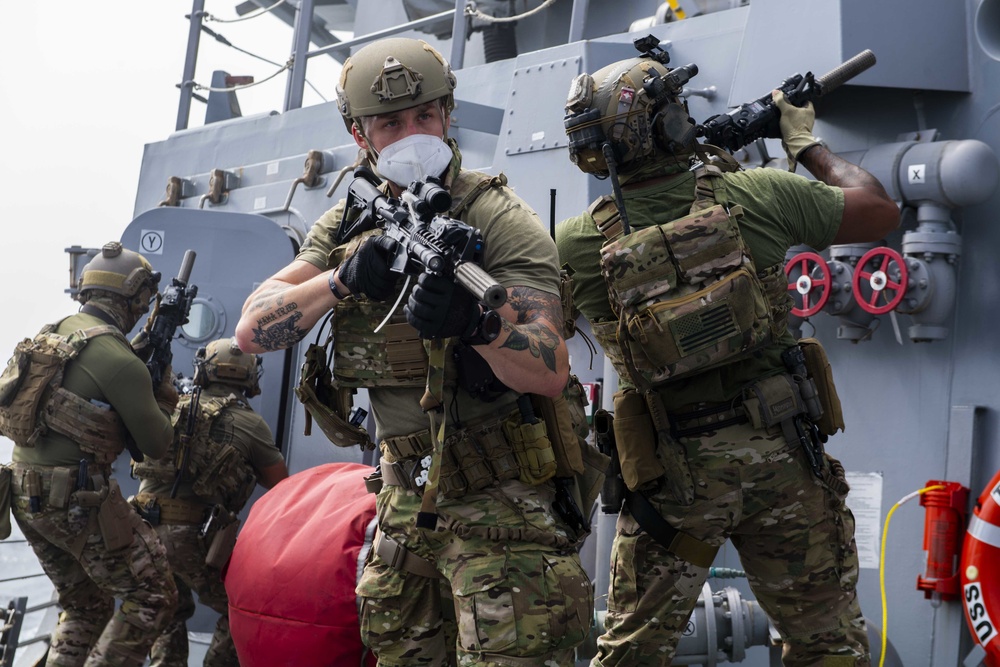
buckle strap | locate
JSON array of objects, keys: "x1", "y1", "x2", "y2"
[
  {"x1": 133, "y1": 493, "x2": 208, "y2": 525},
  {"x1": 373, "y1": 529, "x2": 442, "y2": 579},
  {"x1": 625, "y1": 488, "x2": 718, "y2": 568},
  {"x1": 669, "y1": 404, "x2": 748, "y2": 438}
]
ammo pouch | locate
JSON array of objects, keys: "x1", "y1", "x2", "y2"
[
  {"x1": 205, "y1": 512, "x2": 240, "y2": 570},
  {"x1": 294, "y1": 341, "x2": 374, "y2": 450},
  {"x1": 0, "y1": 466, "x2": 12, "y2": 540},
  {"x1": 798, "y1": 338, "x2": 845, "y2": 436},
  {"x1": 612, "y1": 389, "x2": 665, "y2": 491},
  {"x1": 502, "y1": 413, "x2": 557, "y2": 486},
  {"x1": 530, "y1": 392, "x2": 584, "y2": 478},
  {"x1": 96, "y1": 478, "x2": 135, "y2": 552}
]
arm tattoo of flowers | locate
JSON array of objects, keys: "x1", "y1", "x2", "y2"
[
  {"x1": 251, "y1": 301, "x2": 306, "y2": 351},
  {"x1": 499, "y1": 287, "x2": 562, "y2": 372}
]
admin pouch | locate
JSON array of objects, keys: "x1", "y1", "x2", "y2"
[{"x1": 798, "y1": 337, "x2": 845, "y2": 436}]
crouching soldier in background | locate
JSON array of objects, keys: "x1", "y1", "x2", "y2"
[
  {"x1": 0, "y1": 241, "x2": 179, "y2": 667},
  {"x1": 132, "y1": 337, "x2": 288, "y2": 667}
]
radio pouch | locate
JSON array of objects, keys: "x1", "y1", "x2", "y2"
[
  {"x1": 798, "y1": 337, "x2": 845, "y2": 436},
  {"x1": 612, "y1": 389, "x2": 665, "y2": 490}
]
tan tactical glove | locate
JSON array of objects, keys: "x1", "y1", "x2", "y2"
[
  {"x1": 773, "y1": 89, "x2": 821, "y2": 172},
  {"x1": 154, "y1": 365, "x2": 179, "y2": 415}
]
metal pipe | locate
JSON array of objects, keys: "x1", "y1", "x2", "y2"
[
  {"x1": 176, "y1": 0, "x2": 206, "y2": 131},
  {"x1": 449, "y1": 0, "x2": 468, "y2": 70},
  {"x1": 568, "y1": 0, "x2": 590, "y2": 43},
  {"x1": 307, "y1": 10, "x2": 456, "y2": 58},
  {"x1": 284, "y1": 0, "x2": 317, "y2": 112}
]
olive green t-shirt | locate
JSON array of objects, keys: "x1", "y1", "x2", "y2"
[
  {"x1": 12, "y1": 312, "x2": 174, "y2": 466},
  {"x1": 297, "y1": 167, "x2": 560, "y2": 440},
  {"x1": 556, "y1": 165, "x2": 843, "y2": 410},
  {"x1": 137, "y1": 385, "x2": 284, "y2": 506}
]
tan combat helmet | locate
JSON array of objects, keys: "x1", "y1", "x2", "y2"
[
  {"x1": 335, "y1": 37, "x2": 457, "y2": 134},
  {"x1": 79, "y1": 242, "x2": 160, "y2": 300},
  {"x1": 564, "y1": 56, "x2": 699, "y2": 176},
  {"x1": 194, "y1": 337, "x2": 262, "y2": 398}
]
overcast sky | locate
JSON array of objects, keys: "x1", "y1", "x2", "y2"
[{"x1": 0, "y1": 2, "x2": 342, "y2": 459}]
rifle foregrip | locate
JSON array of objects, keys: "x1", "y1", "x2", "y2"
[
  {"x1": 817, "y1": 49, "x2": 876, "y2": 95},
  {"x1": 455, "y1": 262, "x2": 507, "y2": 309}
]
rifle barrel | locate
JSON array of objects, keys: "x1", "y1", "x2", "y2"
[
  {"x1": 817, "y1": 49, "x2": 876, "y2": 95},
  {"x1": 176, "y1": 250, "x2": 197, "y2": 284}
]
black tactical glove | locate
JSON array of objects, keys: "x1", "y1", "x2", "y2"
[
  {"x1": 405, "y1": 272, "x2": 480, "y2": 340},
  {"x1": 338, "y1": 235, "x2": 399, "y2": 301}
]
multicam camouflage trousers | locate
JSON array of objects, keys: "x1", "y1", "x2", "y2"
[
  {"x1": 595, "y1": 420, "x2": 869, "y2": 667},
  {"x1": 358, "y1": 477, "x2": 594, "y2": 667},
  {"x1": 147, "y1": 524, "x2": 236, "y2": 667},
  {"x1": 11, "y1": 480, "x2": 177, "y2": 667}
]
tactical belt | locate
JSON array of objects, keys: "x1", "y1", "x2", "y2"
[
  {"x1": 380, "y1": 457, "x2": 425, "y2": 492},
  {"x1": 380, "y1": 406, "x2": 518, "y2": 461},
  {"x1": 373, "y1": 529, "x2": 442, "y2": 579},
  {"x1": 669, "y1": 403, "x2": 748, "y2": 439},
  {"x1": 624, "y1": 488, "x2": 719, "y2": 568},
  {"x1": 9, "y1": 462, "x2": 109, "y2": 496},
  {"x1": 133, "y1": 493, "x2": 208, "y2": 525}
]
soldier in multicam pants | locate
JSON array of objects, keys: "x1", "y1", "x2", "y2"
[
  {"x1": 556, "y1": 49, "x2": 900, "y2": 665},
  {"x1": 132, "y1": 338, "x2": 288, "y2": 667},
  {"x1": 236, "y1": 37, "x2": 593, "y2": 666},
  {"x1": 2, "y1": 242, "x2": 179, "y2": 667}
]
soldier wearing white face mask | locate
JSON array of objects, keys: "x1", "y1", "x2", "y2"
[{"x1": 235, "y1": 37, "x2": 592, "y2": 667}]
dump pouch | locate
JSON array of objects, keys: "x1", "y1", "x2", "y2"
[
  {"x1": 97, "y1": 479, "x2": 135, "y2": 552},
  {"x1": 0, "y1": 466, "x2": 12, "y2": 540},
  {"x1": 294, "y1": 341, "x2": 374, "y2": 449},
  {"x1": 612, "y1": 389, "x2": 664, "y2": 490},
  {"x1": 577, "y1": 440, "x2": 611, "y2": 521},
  {"x1": 530, "y1": 393, "x2": 585, "y2": 477},
  {"x1": 205, "y1": 514, "x2": 240, "y2": 569},
  {"x1": 798, "y1": 337, "x2": 845, "y2": 436}
]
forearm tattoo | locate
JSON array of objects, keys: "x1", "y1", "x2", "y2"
[
  {"x1": 499, "y1": 287, "x2": 561, "y2": 372},
  {"x1": 249, "y1": 290, "x2": 307, "y2": 351}
]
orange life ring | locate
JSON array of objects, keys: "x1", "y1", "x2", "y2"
[{"x1": 961, "y1": 469, "x2": 1000, "y2": 666}]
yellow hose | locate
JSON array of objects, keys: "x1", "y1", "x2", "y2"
[{"x1": 878, "y1": 484, "x2": 945, "y2": 667}]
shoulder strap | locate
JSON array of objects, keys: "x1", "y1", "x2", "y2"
[{"x1": 448, "y1": 170, "x2": 507, "y2": 219}]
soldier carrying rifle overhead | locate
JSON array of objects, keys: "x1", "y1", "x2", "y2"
[{"x1": 557, "y1": 36, "x2": 899, "y2": 666}]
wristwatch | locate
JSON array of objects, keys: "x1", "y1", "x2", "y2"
[{"x1": 463, "y1": 308, "x2": 502, "y2": 346}]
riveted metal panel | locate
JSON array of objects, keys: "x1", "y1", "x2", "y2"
[{"x1": 503, "y1": 57, "x2": 583, "y2": 156}]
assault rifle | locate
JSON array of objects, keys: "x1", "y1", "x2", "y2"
[
  {"x1": 141, "y1": 250, "x2": 198, "y2": 389},
  {"x1": 170, "y1": 385, "x2": 201, "y2": 498},
  {"x1": 335, "y1": 166, "x2": 507, "y2": 310},
  {"x1": 699, "y1": 49, "x2": 877, "y2": 153}
]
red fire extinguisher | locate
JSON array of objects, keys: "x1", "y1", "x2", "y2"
[{"x1": 917, "y1": 480, "x2": 969, "y2": 602}]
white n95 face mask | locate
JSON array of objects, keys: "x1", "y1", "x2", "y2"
[{"x1": 375, "y1": 134, "x2": 453, "y2": 187}]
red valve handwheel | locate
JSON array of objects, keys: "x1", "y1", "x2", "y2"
[
  {"x1": 852, "y1": 247, "x2": 908, "y2": 315},
  {"x1": 785, "y1": 251, "x2": 831, "y2": 317}
]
